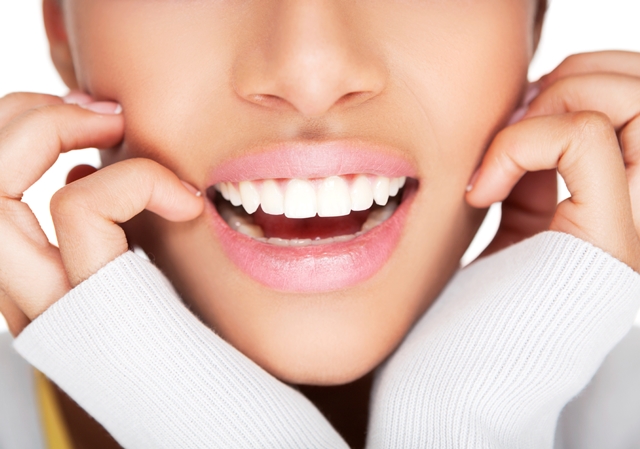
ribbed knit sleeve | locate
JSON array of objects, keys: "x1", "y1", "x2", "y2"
[
  {"x1": 12, "y1": 232, "x2": 640, "y2": 449},
  {"x1": 13, "y1": 252, "x2": 347, "y2": 449},
  {"x1": 367, "y1": 231, "x2": 640, "y2": 449}
]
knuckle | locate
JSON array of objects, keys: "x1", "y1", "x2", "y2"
[
  {"x1": 126, "y1": 157, "x2": 160, "y2": 172},
  {"x1": 19, "y1": 104, "x2": 59, "y2": 129},
  {"x1": 572, "y1": 111, "x2": 612, "y2": 135},
  {"x1": 569, "y1": 111, "x2": 619, "y2": 157},
  {"x1": 560, "y1": 53, "x2": 582, "y2": 69},
  {"x1": 0, "y1": 92, "x2": 61, "y2": 109},
  {"x1": 1, "y1": 92, "x2": 27, "y2": 103},
  {"x1": 557, "y1": 53, "x2": 591, "y2": 76},
  {"x1": 50, "y1": 186, "x2": 83, "y2": 222},
  {"x1": 18, "y1": 104, "x2": 79, "y2": 149},
  {"x1": 492, "y1": 127, "x2": 514, "y2": 148},
  {"x1": 121, "y1": 157, "x2": 164, "y2": 183}
]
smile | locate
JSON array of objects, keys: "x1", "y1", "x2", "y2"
[
  {"x1": 211, "y1": 174, "x2": 406, "y2": 246},
  {"x1": 205, "y1": 141, "x2": 418, "y2": 292}
]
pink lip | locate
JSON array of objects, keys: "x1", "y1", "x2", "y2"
[
  {"x1": 208, "y1": 140, "x2": 417, "y2": 183},
  {"x1": 207, "y1": 181, "x2": 416, "y2": 292},
  {"x1": 205, "y1": 140, "x2": 418, "y2": 293}
]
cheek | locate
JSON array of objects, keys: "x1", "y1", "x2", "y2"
[
  {"x1": 65, "y1": 1, "x2": 241, "y2": 173},
  {"x1": 376, "y1": 1, "x2": 531, "y2": 175}
]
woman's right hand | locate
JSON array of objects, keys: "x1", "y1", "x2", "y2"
[{"x1": 0, "y1": 92, "x2": 204, "y2": 337}]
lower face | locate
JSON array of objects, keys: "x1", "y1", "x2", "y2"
[{"x1": 64, "y1": 0, "x2": 535, "y2": 384}]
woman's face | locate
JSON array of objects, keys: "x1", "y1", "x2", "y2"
[{"x1": 54, "y1": 0, "x2": 538, "y2": 384}]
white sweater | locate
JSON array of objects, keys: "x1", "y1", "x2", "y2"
[{"x1": 2, "y1": 231, "x2": 640, "y2": 448}]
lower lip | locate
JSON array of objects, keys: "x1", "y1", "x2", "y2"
[{"x1": 206, "y1": 182, "x2": 417, "y2": 293}]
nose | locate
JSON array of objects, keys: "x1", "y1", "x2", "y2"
[{"x1": 233, "y1": 1, "x2": 387, "y2": 117}]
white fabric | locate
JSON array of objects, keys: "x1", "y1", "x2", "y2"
[{"x1": 4, "y1": 231, "x2": 640, "y2": 448}]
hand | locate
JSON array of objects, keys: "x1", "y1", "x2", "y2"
[
  {"x1": 0, "y1": 92, "x2": 204, "y2": 336},
  {"x1": 468, "y1": 51, "x2": 640, "y2": 272}
]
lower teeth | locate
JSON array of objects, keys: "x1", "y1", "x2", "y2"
[{"x1": 216, "y1": 196, "x2": 399, "y2": 247}]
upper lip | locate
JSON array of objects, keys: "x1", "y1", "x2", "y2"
[{"x1": 207, "y1": 139, "x2": 418, "y2": 184}]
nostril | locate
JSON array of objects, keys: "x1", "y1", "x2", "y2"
[
  {"x1": 248, "y1": 93, "x2": 294, "y2": 111},
  {"x1": 335, "y1": 91, "x2": 375, "y2": 109}
]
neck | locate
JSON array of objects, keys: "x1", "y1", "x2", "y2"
[{"x1": 297, "y1": 371, "x2": 374, "y2": 449}]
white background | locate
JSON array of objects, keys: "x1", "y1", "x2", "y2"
[{"x1": 1, "y1": 0, "x2": 640, "y2": 332}]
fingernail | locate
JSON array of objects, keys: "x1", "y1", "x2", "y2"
[
  {"x1": 508, "y1": 105, "x2": 528, "y2": 125},
  {"x1": 81, "y1": 101, "x2": 123, "y2": 115},
  {"x1": 524, "y1": 82, "x2": 541, "y2": 106},
  {"x1": 181, "y1": 180, "x2": 202, "y2": 197},
  {"x1": 466, "y1": 167, "x2": 481, "y2": 192},
  {"x1": 63, "y1": 90, "x2": 93, "y2": 106}
]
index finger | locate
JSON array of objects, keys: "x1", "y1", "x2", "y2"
[
  {"x1": 540, "y1": 51, "x2": 640, "y2": 88},
  {"x1": 0, "y1": 92, "x2": 62, "y2": 128},
  {"x1": 0, "y1": 102, "x2": 123, "y2": 199},
  {"x1": 526, "y1": 73, "x2": 640, "y2": 130}
]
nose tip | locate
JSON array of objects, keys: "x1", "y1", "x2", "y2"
[{"x1": 233, "y1": 2, "x2": 387, "y2": 118}]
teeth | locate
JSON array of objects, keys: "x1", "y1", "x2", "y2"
[
  {"x1": 285, "y1": 179, "x2": 317, "y2": 219},
  {"x1": 261, "y1": 180, "x2": 285, "y2": 215},
  {"x1": 214, "y1": 175, "x2": 407, "y2": 217},
  {"x1": 289, "y1": 238, "x2": 314, "y2": 247},
  {"x1": 350, "y1": 175, "x2": 374, "y2": 211},
  {"x1": 361, "y1": 201, "x2": 398, "y2": 233},
  {"x1": 267, "y1": 237, "x2": 290, "y2": 247},
  {"x1": 237, "y1": 224, "x2": 265, "y2": 239},
  {"x1": 217, "y1": 193, "x2": 400, "y2": 246},
  {"x1": 228, "y1": 183, "x2": 242, "y2": 207},
  {"x1": 389, "y1": 178, "x2": 400, "y2": 197},
  {"x1": 219, "y1": 183, "x2": 230, "y2": 201},
  {"x1": 317, "y1": 176, "x2": 351, "y2": 217},
  {"x1": 373, "y1": 177, "x2": 390, "y2": 206},
  {"x1": 239, "y1": 181, "x2": 261, "y2": 214}
]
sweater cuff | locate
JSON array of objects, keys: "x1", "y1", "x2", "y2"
[
  {"x1": 14, "y1": 252, "x2": 346, "y2": 449},
  {"x1": 368, "y1": 231, "x2": 640, "y2": 449}
]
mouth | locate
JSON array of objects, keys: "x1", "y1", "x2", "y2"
[
  {"x1": 210, "y1": 174, "x2": 407, "y2": 246},
  {"x1": 205, "y1": 142, "x2": 417, "y2": 292}
]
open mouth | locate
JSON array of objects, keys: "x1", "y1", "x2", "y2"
[
  {"x1": 204, "y1": 142, "x2": 417, "y2": 292},
  {"x1": 208, "y1": 175, "x2": 408, "y2": 247}
]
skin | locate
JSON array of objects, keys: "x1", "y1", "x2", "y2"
[
  {"x1": 44, "y1": 0, "x2": 541, "y2": 386},
  {"x1": 2, "y1": 0, "x2": 640, "y2": 447}
]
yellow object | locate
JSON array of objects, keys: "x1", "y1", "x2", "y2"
[{"x1": 34, "y1": 370, "x2": 74, "y2": 449}]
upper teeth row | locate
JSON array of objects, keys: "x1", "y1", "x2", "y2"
[{"x1": 214, "y1": 175, "x2": 407, "y2": 218}]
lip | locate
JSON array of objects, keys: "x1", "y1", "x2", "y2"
[
  {"x1": 204, "y1": 140, "x2": 418, "y2": 293},
  {"x1": 208, "y1": 140, "x2": 417, "y2": 183},
  {"x1": 206, "y1": 180, "x2": 416, "y2": 292}
]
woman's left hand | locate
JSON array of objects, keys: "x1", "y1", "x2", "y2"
[{"x1": 474, "y1": 50, "x2": 640, "y2": 265}]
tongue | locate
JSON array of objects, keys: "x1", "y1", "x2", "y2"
[{"x1": 253, "y1": 209, "x2": 371, "y2": 240}]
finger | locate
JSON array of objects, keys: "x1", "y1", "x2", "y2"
[
  {"x1": 540, "y1": 51, "x2": 640, "y2": 88},
  {"x1": 527, "y1": 72, "x2": 640, "y2": 239},
  {"x1": 467, "y1": 112, "x2": 637, "y2": 268},
  {"x1": 0, "y1": 204, "x2": 71, "y2": 319},
  {"x1": 0, "y1": 102, "x2": 123, "y2": 199},
  {"x1": 527, "y1": 73, "x2": 640, "y2": 130},
  {"x1": 621, "y1": 115, "x2": 640, "y2": 231},
  {"x1": 52, "y1": 158, "x2": 204, "y2": 287},
  {"x1": 480, "y1": 169, "x2": 557, "y2": 258},
  {"x1": 0, "y1": 92, "x2": 62, "y2": 128},
  {"x1": 0, "y1": 296, "x2": 30, "y2": 337}
]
